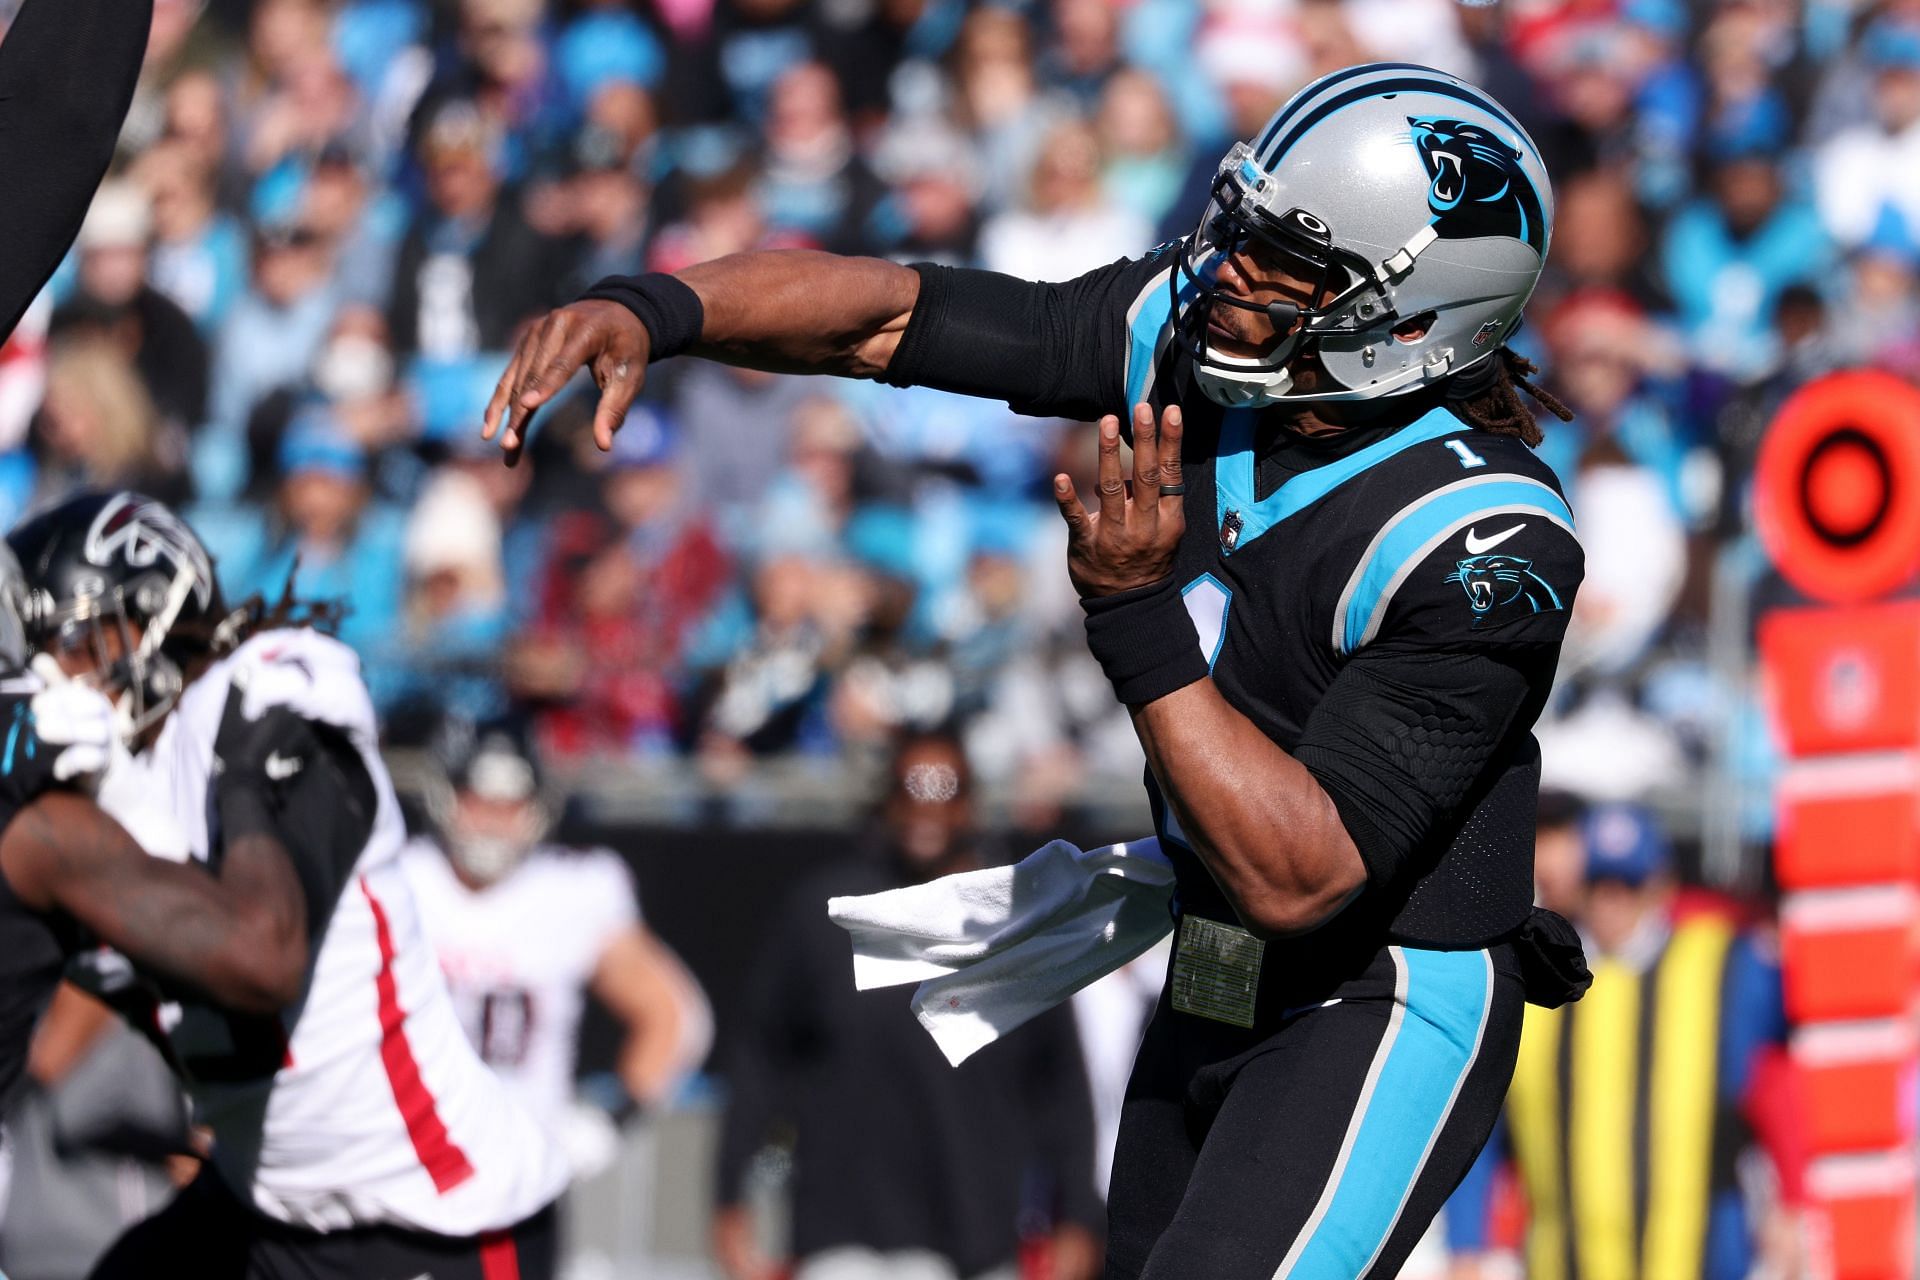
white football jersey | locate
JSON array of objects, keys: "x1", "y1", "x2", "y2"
[
  {"x1": 95, "y1": 628, "x2": 570, "y2": 1235},
  {"x1": 401, "y1": 840, "x2": 638, "y2": 1127}
]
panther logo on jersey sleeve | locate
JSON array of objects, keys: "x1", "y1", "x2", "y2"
[
  {"x1": 1447, "y1": 553, "x2": 1563, "y2": 627},
  {"x1": 1408, "y1": 117, "x2": 1547, "y2": 253}
]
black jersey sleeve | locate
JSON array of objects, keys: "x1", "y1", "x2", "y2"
[
  {"x1": 1294, "y1": 644, "x2": 1555, "y2": 891},
  {"x1": 213, "y1": 692, "x2": 376, "y2": 942},
  {"x1": 1298, "y1": 484, "x2": 1582, "y2": 891},
  {"x1": 880, "y1": 253, "x2": 1173, "y2": 420},
  {"x1": 1354, "y1": 495, "x2": 1586, "y2": 652},
  {"x1": 0, "y1": 0, "x2": 153, "y2": 340}
]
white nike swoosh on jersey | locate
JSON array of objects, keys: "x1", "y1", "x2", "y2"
[
  {"x1": 1463, "y1": 523, "x2": 1526, "y2": 555},
  {"x1": 265, "y1": 752, "x2": 303, "y2": 781}
]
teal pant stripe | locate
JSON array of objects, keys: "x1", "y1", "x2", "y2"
[{"x1": 1281, "y1": 948, "x2": 1492, "y2": 1279}]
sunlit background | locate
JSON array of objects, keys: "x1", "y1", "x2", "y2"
[{"x1": 3, "y1": 0, "x2": 1917, "y2": 1276}]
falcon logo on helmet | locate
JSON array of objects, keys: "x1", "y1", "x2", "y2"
[
  {"x1": 83, "y1": 493, "x2": 217, "y2": 612},
  {"x1": 8, "y1": 490, "x2": 235, "y2": 743},
  {"x1": 1170, "y1": 64, "x2": 1555, "y2": 411}
]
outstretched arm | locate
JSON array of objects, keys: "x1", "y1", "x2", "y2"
[
  {"x1": 483, "y1": 250, "x2": 1160, "y2": 463},
  {"x1": 0, "y1": 0, "x2": 155, "y2": 340},
  {"x1": 2, "y1": 791, "x2": 307, "y2": 1013},
  {"x1": 484, "y1": 252, "x2": 920, "y2": 462}
]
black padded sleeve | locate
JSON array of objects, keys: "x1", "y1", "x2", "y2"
[
  {"x1": 1294, "y1": 644, "x2": 1556, "y2": 891},
  {"x1": 0, "y1": 0, "x2": 153, "y2": 341},
  {"x1": 213, "y1": 697, "x2": 376, "y2": 942},
  {"x1": 881, "y1": 256, "x2": 1166, "y2": 421}
]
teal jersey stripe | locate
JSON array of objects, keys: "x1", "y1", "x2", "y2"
[
  {"x1": 1278, "y1": 947, "x2": 1494, "y2": 1279},
  {"x1": 1214, "y1": 408, "x2": 1465, "y2": 557},
  {"x1": 1125, "y1": 269, "x2": 1179, "y2": 410},
  {"x1": 1334, "y1": 477, "x2": 1575, "y2": 654}
]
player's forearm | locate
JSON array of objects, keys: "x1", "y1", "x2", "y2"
[
  {"x1": 0, "y1": 0, "x2": 153, "y2": 339},
  {"x1": 1131, "y1": 681, "x2": 1365, "y2": 938},
  {"x1": 15, "y1": 795, "x2": 305, "y2": 1013},
  {"x1": 618, "y1": 1010, "x2": 684, "y2": 1108},
  {"x1": 675, "y1": 251, "x2": 920, "y2": 377}
]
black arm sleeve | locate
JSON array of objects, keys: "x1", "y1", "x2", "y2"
[
  {"x1": 0, "y1": 0, "x2": 152, "y2": 340},
  {"x1": 881, "y1": 256, "x2": 1165, "y2": 421},
  {"x1": 1294, "y1": 644, "x2": 1555, "y2": 891},
  {"x1": 213, "y1": 697, "x2": 376, "y2": 942}
]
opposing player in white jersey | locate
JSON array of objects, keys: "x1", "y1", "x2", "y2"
[
  {"x1": 6, "y1": 491, "x2": 569, "y2": 1280},
  {"x1": 402, "y1": 718, "x2": 711, "y2": 1177}
]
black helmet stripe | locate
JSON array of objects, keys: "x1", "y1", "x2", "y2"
[
  {"x1": 1251, "y1": 62, "x2": 1444, "y2": 157},
  {"x1": 1258, "y1": 75, "x2": 1529, "y2": 168}
]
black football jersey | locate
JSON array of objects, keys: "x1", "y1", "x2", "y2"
[
  {"x1": 0, "y1": 684, "x2": 87, "y2": 1112},
  {"x1": 887, "y1": 252, "x2": 1585, "y2": 999}
]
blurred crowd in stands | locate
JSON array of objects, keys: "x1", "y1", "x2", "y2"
[{"x1": 4, "y1": 0, "x2": 1904, "y2": 819}]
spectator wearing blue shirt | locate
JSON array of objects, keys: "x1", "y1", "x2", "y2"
[
  {"x1": 201, "y1": 214, "x2": 343, "y2": 501},
  {"x1": 1661, "y1": 138, "x2": 1831, "y2": 382},
  {"x1": 137, "y1": 138, "x2": 249, "y2": 337},
  {"x1": 223, "y1": 406, "x2": 406, "y2": 673}
]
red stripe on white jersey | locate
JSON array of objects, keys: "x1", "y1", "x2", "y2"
[
  {"x1": 479, "y1": 1230, "x2": 522, "y2": 1280},
  {"x1": 360, "y1": 876, "x2": 475, "y2": 1194}
]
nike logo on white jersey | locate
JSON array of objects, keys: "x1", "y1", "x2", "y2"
[
  {"x1": 1463, "y1": 523, "x2": 1525, "y2": 555},
  {"x1": 265, "y1": 752, "x2": 303, "y2": 781}
]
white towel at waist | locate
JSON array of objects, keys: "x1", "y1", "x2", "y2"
[{"x1": 827, "y1": 837, "x2": 1176, "y2": 1066}]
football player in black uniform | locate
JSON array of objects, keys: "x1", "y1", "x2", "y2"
[{"x1": 487, "y1": 64, "x2": 1590, "y2": 1279}]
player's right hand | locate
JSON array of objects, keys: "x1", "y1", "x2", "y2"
[{"x1": 482, "y1": 299, "x2": 651, "y2": 468}]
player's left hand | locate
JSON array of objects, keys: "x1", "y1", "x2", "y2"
[{"x1": 1054, "y1": 402, "x2": 1185, "y2": 598}]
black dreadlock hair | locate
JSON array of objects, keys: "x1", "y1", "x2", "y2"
[
  {"x1": 1446, "y1": 347, "x2": 1573, "y2": 447},
  {"x1": 171, "y1": 563, "x2": 345, "y2": 682}
]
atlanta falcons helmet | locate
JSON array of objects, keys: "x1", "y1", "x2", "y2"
[
  {"x1": 7, "y1": 491, "x2": 234, "y2": 739},
  {"x1": 1174, "y1": 63, "x2": 1554, "y2": 409},
  {"x1": 424, "y1": 716, "x2": 555, "y2": 885}
]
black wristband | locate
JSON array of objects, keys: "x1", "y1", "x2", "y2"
[
  {"x1": 1081, "y1": 576, "x2": 1210, "y2": 706},
  {"x1": 578, "y1": 272, "x2": 705, "y2": 362}
]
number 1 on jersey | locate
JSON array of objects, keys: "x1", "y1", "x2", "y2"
[{"x1": 1445, "y1": 439, "x2": 1487, "y2": 469}]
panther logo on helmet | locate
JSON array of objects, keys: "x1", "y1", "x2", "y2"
[
  {"x1": 1408, "y1": 117, "x2": 1547, "y2": 253},
  {"x1": 82, "y1": 493, "x2": 216, "y2": 611}
]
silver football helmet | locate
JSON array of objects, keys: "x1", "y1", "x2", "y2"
[{"x1": 1174, "y1": 63, "x2": 1555, "y2": 409}]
